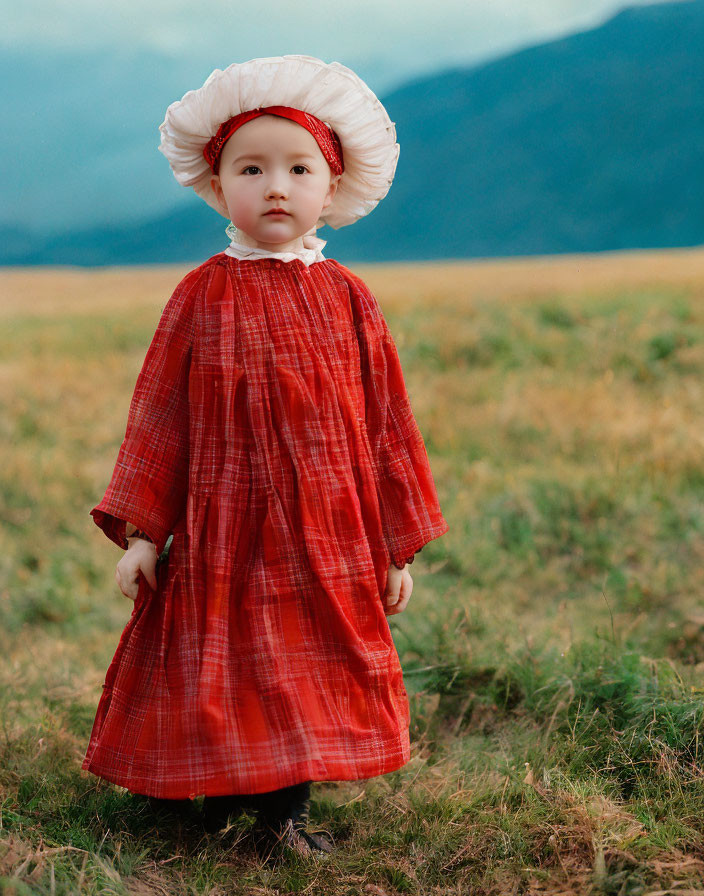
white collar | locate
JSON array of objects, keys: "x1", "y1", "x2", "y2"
[{"x1": 223, "y1": 222, "x2": 327, "y2": 266}]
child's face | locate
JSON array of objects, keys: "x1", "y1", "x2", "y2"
[{"x1": 210, "y1": 115, "x2": 340, "y2": 252}]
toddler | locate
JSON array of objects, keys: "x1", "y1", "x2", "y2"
[{"x1": 82, "y1": 55, "x2": 449, "y2": 859}]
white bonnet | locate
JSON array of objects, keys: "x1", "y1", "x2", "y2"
[{"x1": 158, "y1": 54, "x2": 400, "y2": 229}]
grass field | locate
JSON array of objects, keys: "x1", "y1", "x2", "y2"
[{"x1": 2, "y1": 247, "x2": 704, "y2": 894}]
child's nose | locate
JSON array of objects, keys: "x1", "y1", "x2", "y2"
[{"x1": 265, "y1": 174, "x2": 289, "y2": 199}]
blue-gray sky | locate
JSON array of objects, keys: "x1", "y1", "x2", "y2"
[{"x1": 2, "y1": 0, "x2": 683, "y2": 93}]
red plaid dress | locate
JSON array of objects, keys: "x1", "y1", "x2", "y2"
[{"x1": 82, "y1": 253, "x2": 449, "y2": 798}]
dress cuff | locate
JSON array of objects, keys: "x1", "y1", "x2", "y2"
[
  {"x1": 392, "y1": 548, "x2": 420, "y2": 570},
  {"x1": 127, "y1": 528, "x2": 153, "y2": 543}
]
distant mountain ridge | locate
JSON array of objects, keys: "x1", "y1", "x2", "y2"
[{"x1": 4, "y1": 0, "x2": 703, "y2": 266}]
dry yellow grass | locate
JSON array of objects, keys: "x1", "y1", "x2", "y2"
[{"x1": 2, "y1": 244, "x2": 704, "y2": 315}]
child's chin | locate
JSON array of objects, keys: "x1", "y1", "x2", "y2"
[{"x1": 260, "y1": 224, "x2": 296, "y2": 238}]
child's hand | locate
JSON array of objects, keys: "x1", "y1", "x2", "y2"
[
  {"x1": 115, "y1": 538, "x2": 158, "y2": 602},
  {"x1": 384, "y1": 564, "x2": 413, "y2": 616}
]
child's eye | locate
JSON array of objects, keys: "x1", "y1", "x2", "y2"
[
  {"x1": 292, "y1": 165, "x2": 308, "y2": 175},
  {"x1": 241, "y1": 166, "x2": 261, "y2": 175}
]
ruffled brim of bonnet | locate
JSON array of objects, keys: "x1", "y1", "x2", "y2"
[{"x1": 157, "y1": 55, "x2": 400, "y2": 230}]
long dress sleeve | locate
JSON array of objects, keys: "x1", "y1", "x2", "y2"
[
  {"x1": 332, "y1": 261, "x2": 450, "y2": 570},
  {"x1": 90, "y1": 266, "x2": 203, "y2": 556}
]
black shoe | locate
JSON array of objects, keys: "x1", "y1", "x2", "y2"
[
  {"x1": 253, "y1": 816, "x2": 335, "y2": 862},
  {"x1": 251, "y1": 782, "x2": 335, "y2": 861},
  {"x1": 279, "y1": 818, "x2": 335, "y2": 856},
  {"x1": 202, "y1": 793, "x2": 254, "y2": 834}
]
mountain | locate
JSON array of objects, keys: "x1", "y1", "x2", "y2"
[
  {"x1": 361, "y1": 0, "x2": 704, "y2": 261},
  {"x1": 3, "y1": 0, "x2": 703, "y2": 266}
]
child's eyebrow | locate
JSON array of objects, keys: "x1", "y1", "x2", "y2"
[{"x1": 231, "y1": 152, "x2": 319, "y2": 164}]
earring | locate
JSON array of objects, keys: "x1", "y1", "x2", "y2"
[{"x1": 225, "y1": 221, "x2": 237, "y2": 241}]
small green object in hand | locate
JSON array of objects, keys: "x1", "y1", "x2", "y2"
[{"x1": 157, "y1": 534, "x2": 173, "y2": 568}]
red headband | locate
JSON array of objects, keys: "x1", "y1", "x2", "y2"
[{"x1": 204, "y1": 105, "x2": 344, "y2": 176}]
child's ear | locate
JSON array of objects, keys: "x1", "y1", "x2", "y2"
[
  {"x1": 322, "y1": 174, "x2": 341, "y2": 210},
  {"x1": 210, "y1": 175, "x2": 228, "y2": 215}
]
